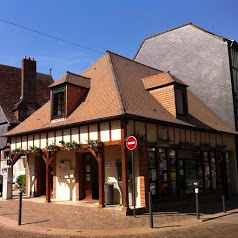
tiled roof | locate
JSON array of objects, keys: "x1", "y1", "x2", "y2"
[
  {"x1": 0, "y1": 64, "x2": 53, "y2": 124},
  {"x1": 49, "y1": 71, "x2": 90, "y2": 89},
  {"x1": 5, "y1": 51, "x2": 236, "y2": 136},
  {"x1": 142, "y1": 72, "x2": 188, "y2": 89}
]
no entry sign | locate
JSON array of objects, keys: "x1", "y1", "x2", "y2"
[{"x1": 126, "y1": 136, "x2": 137, "y2": 150}]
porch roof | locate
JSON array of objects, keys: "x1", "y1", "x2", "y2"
[{"x1": 5, "y1": 51, "x2": 237, "y2": 136}]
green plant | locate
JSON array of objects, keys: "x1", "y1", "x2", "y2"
[
  {"x1": 179, "y1": 141, "x2": 194, "y2": 149},
  {"x1": 12, "y1": 148, "x2": 24, "y2": 154},
  {"x1": 87, "y1": 139, "x2": 103, "y2": 148},
  {"x1": 135, "y1": 133, "x2": 146, "y2": 142},
  {"x1": 59, "y1": 140, "x2": 80, "y2": 151},
  {"x1": 45, "y1": 142, "x2": 59, "y2": 151},
  {"x1": 157, "y1": 137, "x2": 171, "y2": 144},
  {"x1": 16, "y1": 174, "x2": 26, "y2": 192},
  {"x1": 29, "y1": 145, "x2": 40, "y2": 154},
  {"x1": 199, "y1": 143, "x2": 211, "y2": 150},
  {"x1": 214, "y1": 144, "x2": 226, "y2": 152}
]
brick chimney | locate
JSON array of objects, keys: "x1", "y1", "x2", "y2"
[{"x1": 21, "y1": 56, "x2": 37, "y2": 104}]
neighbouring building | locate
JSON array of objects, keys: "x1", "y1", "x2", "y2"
[
  {"x1": 135, "y1": 23, "x2": 238, "y2": 131},
  {"x1": 4, "y1": 51, "x2": 238, "y2": 214},
  {"x1": 0, "y1": 57, "x2": 53, "y2": 182}
]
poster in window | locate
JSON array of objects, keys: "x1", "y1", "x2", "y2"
[
  {"x1": 171, "y1": 172, "x2": 176, "y2": 180},
  {"x1": 151, "y1": 169, "x2": 157, "y2": 181},
  {"x1": 161, "y1": 159, "x2": 167, "y2": 170},
  {"x1": 148, "y1": 152, "x2": 155, "y2": 168}
]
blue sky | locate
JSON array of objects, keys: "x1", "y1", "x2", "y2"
[{"x1": 0, "y1": 0, "x2": 238, "y2": 80}]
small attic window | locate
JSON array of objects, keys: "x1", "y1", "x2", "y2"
[
  {"x1": 52, "y1": 87, "x2": 65, "y2": 118},
  {"x1": 175, "y1": 87, "x2": 187, "y2": 117}
]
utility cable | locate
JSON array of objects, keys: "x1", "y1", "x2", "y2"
[{"x1": 0, "y1": 18, "x2": 103, "y2": 54}]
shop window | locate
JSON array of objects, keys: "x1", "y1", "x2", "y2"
[
  {"x1": 148, "y1": 148, "x2": 157, "y2": 196},
  {"x1": 178, "y1": 150, "x2": 202, "y2": 194},
  {"x1": 52, "y1": 87, "x2": 65, "y2": 118},
  {"x1": 159, "y1": 148, "x2": 169, "y2": 197},
  {"x1": 169, "y1": 149, "x2": 177, "y2": 195},
  {"x1": 204, "y1": 152, "x2": 211, "y2": 191},
  {"x1": 210, "y1": 152, "x2": 217, "y2": 190}
]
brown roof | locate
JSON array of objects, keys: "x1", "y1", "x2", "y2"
[
  {"x1": 142, "y1": 72, "x2": 188, "y2": 89},
  {"x1": 0, "y1": 64, "x2": 53, "y2": 124},
  {"x1": 49, "y1": 71, "x2": 90, "y2": 89},
  {"x1": 5, "y1": 51, "x2": 236, "y2": 136}
]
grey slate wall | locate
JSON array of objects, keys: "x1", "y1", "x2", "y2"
[
  {"x1": 0, "y1": 108, "x2": 8, "y2": 148},
  {"x1": 135, "y1": 24, "x2": 235, "y2": 129}
]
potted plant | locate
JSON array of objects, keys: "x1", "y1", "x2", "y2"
[
  {"x1": 199, "y1": 143, "x2": 211, "y2": 150},
  {"x1": 59, "y1": 140, "x2": 80, "y2": 151},
  {"x1": 29, "y1": 145, "x2": 41, "y2": 154},
  {"x1": 135, "y1": 133, "x2": 146, "y2": 144},
  {"x1": 213, "y1": 144, "x2": 226, "y2": 152},
  {"x1": 87, "y1": 139, "x2": 103, "y2": 148},
  {"x1": 157, "y1": 137, "x2": 171, "y2": 147},
  {"x1": 45, "y1": 142, "x2": 59, "y2": 152},
  {"x1": 12, "y1": 148, "x2": 24, "y2": 154},
  {"x1": 179, "y1": 141, "x2": 194, "y2": 149}
]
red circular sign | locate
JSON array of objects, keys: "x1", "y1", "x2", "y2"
[{"x1": 126, "y1": 136, "x2": 137, "y2": 150}]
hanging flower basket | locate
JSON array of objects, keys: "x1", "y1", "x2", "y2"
[
  {"x1": 12, "y1": 148, "x2": 25, "y2": 155},
  {"x1": 45, "y1": 143, "x2": 59, "y2": 152},
  {"x1": 157, "y1": 137, "x2": 171, "y2": 147},
  {"x1": 213, "y1": 144, "x2": 226, "y2": 152},
  {"x1": 87, "y1": 139, "x2": 103, "y2": 148},
  {"x1": 199, "y1": 143, "x2": 211, "y2": 151},
  {"x1": 59, "y1": 140, "x2": 81, "y2": 151},
  {"x1": 29, "y1": 146, "x2": 41, "y2": 154}
]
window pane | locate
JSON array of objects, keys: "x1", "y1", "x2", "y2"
[
  {"x1": 175, "y1": 88, "x2": 185, "y2": 115},
  {"x1": 53, "y1": 89, "x2": 65, "y2": 117}
]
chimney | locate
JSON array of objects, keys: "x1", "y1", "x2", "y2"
[{"x1": 21, "y1": 56, "x2": 37, "y2": 104}]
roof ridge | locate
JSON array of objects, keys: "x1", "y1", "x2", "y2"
[
  {"x1": 106, "y1": 50, "x2": 163, "y2": 73},
  {"x1": 106, "y1": 52, "x2": 126, "y2": 114},
  {"x1": 66, "y1": 71, "x2": 90, "y2": 80}
]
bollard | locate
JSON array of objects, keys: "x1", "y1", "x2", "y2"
[
  {"x1": 195, "y1": 188, "x2": 200, "y2": 219},
  {"x1": 148, "y1": 190, "x2": 153, "y2": 228},
  {"x1": 222, "y1": 195, "x2": 226, "y2": 213},
  {"x1": 18, "y1": 190, "x2": 22, "y2": 226}
]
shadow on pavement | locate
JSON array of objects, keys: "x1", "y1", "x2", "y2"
[{"x1": 23, "y1": 219, "x2": 51, "y2": 225}]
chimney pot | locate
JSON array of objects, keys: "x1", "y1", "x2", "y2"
[
  {"x1": 24, "y1": 56, "x2": 26, "y2": 59},
  {"x1": 28, "y1": 57, "x2": 31, "y2": 60}
]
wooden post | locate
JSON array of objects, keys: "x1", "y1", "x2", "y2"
[
  {"x1": 98, "y1": 146, "x2": 105, "y2": 208},
  {"x1": 45, "y1": 151, "x2": 51, "y2": 203},
  {"x1": 121, "y1": 121, "x2": 129, "y2": 212}
]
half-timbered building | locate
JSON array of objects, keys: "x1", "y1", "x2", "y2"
[{"x1": 4, "y1": 51, "x2": 238, "y2": 213}]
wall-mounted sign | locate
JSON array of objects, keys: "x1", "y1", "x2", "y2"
[
  {"x1": 59, "y1": 160, "x2": 71, "y2": 178},
  {"x1": 105, "y1": 162, "x2": 114, "y2": 168},
  {"x1": 29, "y1": 165, "x2": 34, "y2": 175}
]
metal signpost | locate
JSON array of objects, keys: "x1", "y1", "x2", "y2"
[{"x1": 126, "y1": 136, "x2": 137, "y2": 217}]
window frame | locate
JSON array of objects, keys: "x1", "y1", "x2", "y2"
[
  {"x1": 174, "y1": 85, "x2": 188, "y2": 118},
  {"x1": 52, "y1": 87, "x2": 65, "y2": 119}
]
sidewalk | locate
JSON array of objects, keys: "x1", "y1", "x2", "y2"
[{"x1": 0, "y1": 193, "x2": 237, "y2": 237}]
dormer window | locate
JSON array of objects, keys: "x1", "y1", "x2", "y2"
[
  {"x1": 53, "y1": 87, "x2": 65, "y2": 118},
  {"x1": 175, "y1": 86, "x2": 188, "y2": 117}
]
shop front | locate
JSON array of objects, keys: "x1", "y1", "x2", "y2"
[{"x1": 146, "y1": 146, "x2": 231, "y2": 204}]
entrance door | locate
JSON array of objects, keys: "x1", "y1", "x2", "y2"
[{"x1": 83, "y1": 153, "x2": 99, "y2": 199}]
